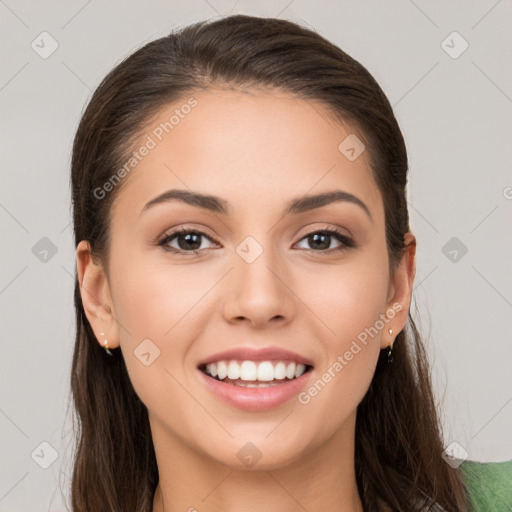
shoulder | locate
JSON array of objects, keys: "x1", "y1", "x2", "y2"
[
  {"x1": 460, "y1": 459, "x2": 512, "y2": 512},
  {"x1": 375, "y1": 460, "x2": 512, "y2": 511}
]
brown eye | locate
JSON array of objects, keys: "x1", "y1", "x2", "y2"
[
  {"x1": 295, "y1": 229, "x2": 355, "y2": 253},
  {"x1": 158, "y1": 228, "x2": 219, "y2": 254}
]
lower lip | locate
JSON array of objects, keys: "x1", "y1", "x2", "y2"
[{"x1": 197, "y1": 368, "x2": 313, "y2": 412}]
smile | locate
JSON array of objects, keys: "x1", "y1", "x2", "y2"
[{"x1": 197, "y1": 359, "x2": 314, "y2": 411}]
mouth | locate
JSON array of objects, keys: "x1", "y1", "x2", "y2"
[
  {"x1": 198, "y1": 359, "x2": 314, "y2": 388},
  {"x1": 196, "y1": 346, "x2": 315, "y2": 411}
]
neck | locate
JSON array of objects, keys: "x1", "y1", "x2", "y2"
[{"x1": 151, "y1": 411, "x2": 364, "y2": 512}]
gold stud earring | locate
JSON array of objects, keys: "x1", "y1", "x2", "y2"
[
  {"x1": 387, "y1": 328, "x2": 394, "y2": 363},
  {"x1": 100, "y1": 332, "x2": 113, "y2": 356}
]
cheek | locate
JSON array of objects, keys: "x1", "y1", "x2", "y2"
[
  {"x1": 111, "y1": 261, "x2": 196, "y2": 424},
  {"x1": 295, "y1": 283, "x2": 385, "y2": 445},
  {"x1": 302, "y1": 249, "x2": 390, "y2": 350},
  {"x1": 108, "y1": 251, "x2": 217, "y2": 401},
  {"x1": 292, "y1": 250, "x2": 389, "y2": 422},
  {"x1": 110, "y1": 248, "x2": 208, "y2": 339}
]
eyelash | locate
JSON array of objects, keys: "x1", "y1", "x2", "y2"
[{"x1": 157, "y1": 226, "x2": 356, "y2": 255}]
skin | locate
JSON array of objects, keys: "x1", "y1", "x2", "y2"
[{"x1": 77, "y1": 88, "x2": 416, "y2": 512}]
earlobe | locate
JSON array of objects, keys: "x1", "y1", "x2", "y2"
[
  {"x1": 381, "y1": 232, "x2": 417, "y2": 349},
  {"x1": 76, "y1": 240, "x2": 120, "y2": 350}
]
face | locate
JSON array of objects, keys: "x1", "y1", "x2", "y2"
[{"x1": 78, "y1": 88, "x2": 415, "y2": 471}]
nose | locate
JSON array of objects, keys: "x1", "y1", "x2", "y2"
[{"x1": 222, "y1": 245, "x2": 295, "y2": 329}]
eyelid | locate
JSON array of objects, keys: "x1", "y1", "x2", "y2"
[
  {"x1": 157, "y1": 224, "x2": 218, "y2": 242},
  {"x1": 156, "y1": 226, "x2": 221, "y2": 250},
  {"x1": 299, "y1": 223, "x2": 353, "y2": 239}
]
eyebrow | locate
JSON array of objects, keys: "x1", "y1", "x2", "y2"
[{"x1": 140, "y1": 189, "x2": 372, "y2": 221}]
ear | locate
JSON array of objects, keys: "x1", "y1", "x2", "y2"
[
  {"x1": 381, "y1": 231, "x2": 416, "y2": 349},
  {"x1": 76, "y1": 240, "x2": 120, "y2": 350}
]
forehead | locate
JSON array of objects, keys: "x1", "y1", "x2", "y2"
[{"x1": 110, "y1": 88, "x2": 383, "y2": 222}]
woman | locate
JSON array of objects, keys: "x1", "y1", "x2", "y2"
[{"x1": 69, "y1": 14, "x2": 469, "y2": 511}]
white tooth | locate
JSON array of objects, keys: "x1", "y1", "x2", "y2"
[
  {"x1": 227, "y1": 360, "x2": 240, "y2": 379},
  {"x1": 295, "y1": 363, "x2": 306, "y2": 378},
  {"x1": 286, "y1": 362, "x2": 296, "y2": 379},
  {"x1": 217, "y1": 360, "x2": 228, "y2": 380},
  {"x1": 240, "y1": 360, "x2": 257, "y2": 381},
  {"x1": 257, "y1": 361, "x2": 275, "y2": 381},
  {"x1": 209, "y1": 360, "x2": 306, "y2": 381},
  {"x1": 274, "y1": 361, "x2": 287, "y2": 380}
]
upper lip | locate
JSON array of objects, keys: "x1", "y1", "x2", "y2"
[{"x1": 197, "y1": 346, "x2": 314, "y2": 367}]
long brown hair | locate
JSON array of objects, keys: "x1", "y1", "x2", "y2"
[{"x1": 68, "y1": 15, "x2": 468, "y2": 511}]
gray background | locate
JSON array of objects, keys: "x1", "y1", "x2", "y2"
[{"x1": 1, "y1": 0, "x2": 511, "y2": 510}]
